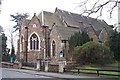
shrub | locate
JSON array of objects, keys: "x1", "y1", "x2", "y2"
[{"x1": 74, "y1": 41, "x2": 113, "y2": 65}]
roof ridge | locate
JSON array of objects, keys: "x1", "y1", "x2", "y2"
[
  {"x1": 37, "y1": 10, "x2": 53, "y2": 17},
  {"x1": 89, "y1": 24, "x2": 100, "y2": 40},
  {"x1": 42, "y1": 10, "x2": 53, "y2": 14},
  {"x1": 57, "y1": 8, "x2": 104, "y2": 21},
  {"x1": 57, "y1": 8, "x2": 80, "y2": 15}
]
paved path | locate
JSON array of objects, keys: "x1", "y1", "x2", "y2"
[
  {"x1": 1, "y1": 68, "x2": 95, "y2": 79},
  {"x1": 1, "y1": 68, "x2": 119, "y2": 80},
  {"x1": 1, "y1": 68, "x2": 51, "y2": 78},
  {"x1": 6, "y1": 68, "x2": 93, "y2": 79}
]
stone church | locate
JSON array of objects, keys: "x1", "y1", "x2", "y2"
[{"x1": 17, "y1": 8, "x2": 110, "y2": 64}]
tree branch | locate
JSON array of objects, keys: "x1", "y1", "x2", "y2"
[
  {"x1": 78, "y1": 0, "x2": 89, "y2": 7},
  {"x1": 79, "y1": 0, "x2": 119, "y2": 18},
  {"x1": 109, "y1": 0, "x2": 118, "y2": 18}
]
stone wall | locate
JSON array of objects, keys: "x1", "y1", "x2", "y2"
[
  {"x1": 1, "y1": 62, "x2": 20, "y2": 69},
  {"x1": 48, "y1": 64, "x2": 59, "y2": 72}
]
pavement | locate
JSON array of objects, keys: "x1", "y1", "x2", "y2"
[
  {"x1": 2, "y1": 68, "x2": 119, "y2": 80},
  {"x1": 6, "y1": 67, "x2": 95, "y2": 79}
]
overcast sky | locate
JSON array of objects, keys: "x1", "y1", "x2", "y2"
[{"x1": 0, "y1": 0, "x2": 118, "y2": 50}]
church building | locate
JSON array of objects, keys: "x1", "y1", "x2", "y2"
[{"x1": 17, "y1": 8, "x2": 110, "y2": 64}]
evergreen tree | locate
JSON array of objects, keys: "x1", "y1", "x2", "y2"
[
  {"x1": 2, "y1": 33, "x2": 7, "y2": 53},
  {"x1": 108, "y1": 30, "x2": 120, "y2": 61},
  {"x1": 68, "y1": 31, "x2": 90, "y2": 61},
  {"x1": 1, "y1": 33, "x2": 10, "y2": 61},
  {"x1": 10, "y1": 13, "x2": 29, "y2": 32},
  {"x1": 68, "y1": 31, "x2": 90, "y2": 50},
  {"x1": 10, "y1": 13, "x2": 28, "y2": 62}
]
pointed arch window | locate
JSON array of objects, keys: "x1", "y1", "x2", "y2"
[
  {"x1": 52, "y1": 40, "x2": 56, "y2": 56},
  {"x1": 30, "y1": 34, "x2": 39, "y2": 50}
]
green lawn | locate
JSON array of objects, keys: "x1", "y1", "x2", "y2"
[
  {"x1": 66, "y1": 62, "x2": 120, "y2": 78},
  {"x1": 106, "y1": 62, "x2": 120, "y2": 67},
  {"x1": 68, "y1": 69, "x2": 119, "y2": 78}
]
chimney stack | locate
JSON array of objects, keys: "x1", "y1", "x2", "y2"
[
  {"x1": 79, "y1": 22, "x2": 84, "y2": 33},
  {"x1": 42, "y1": 11, "x2": 45, "y2": 26}
]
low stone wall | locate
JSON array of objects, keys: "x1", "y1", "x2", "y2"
[
  {"x1": 1, "y1": 62, "x2": 20, "y2": 69},
  {"x1": 22, "y1": 62, "x2": 36, "y2": 68},
  {"x1": 48, "y1": 64, "x2": 59, "y2": 72}
]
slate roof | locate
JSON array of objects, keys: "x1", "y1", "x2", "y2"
[
  {"x1": 55, "y1": 26, "x2": 79, "y2": 40},
  {"x1": 56, "y1": 8, "x2": 111, "y2": 40},
  {"x1": 37, "y1": 11, "x2": 64, "y2": 28},
  {"x1": 37, "y1": 8, "x2": 110, "y2": 40},
  {"x1": 56, "y1": 8, "x2": 109, "y2": 31}
]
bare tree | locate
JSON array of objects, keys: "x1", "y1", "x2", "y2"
[
  {"x1": 0, "y1": 0, "x2": 3, "y2": 9},
  {"x1": 0, "y1": 25, "x2": 3, "y2": 33},
  {"x1": 0, "y1": 0, "x2": 2, "y2": 12},
  {"x1": 0, "y1": 0, "x2": 3, "y2": 5},
  {"x1": 0, "y1": 0, "x2": 1, "y2": 5},
  {"x1": 78, "y1": 0, "x2": 119, "y2": 18}
]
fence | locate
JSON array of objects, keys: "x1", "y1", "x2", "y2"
[{"x1": 64, "y1": 68, "x2": 120, "y2": 77}]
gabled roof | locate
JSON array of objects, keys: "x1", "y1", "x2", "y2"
[
  {"x1": 37, "y1": 8, "x2": 111, "y2": 41},
  {"x1": 37, "y1": 11, "x2": 64, "y2": 28},
  {"x1": 56, "y1": 8, "x2": 109, "y2": 31},
  {"x1": 54, "y1": 8, "x2": 111, "y2": 40}
]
